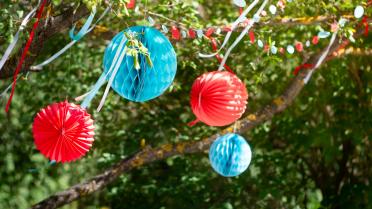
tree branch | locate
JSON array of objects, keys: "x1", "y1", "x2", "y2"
[
  {"x1": 30, "y1": 18, "x2": 371, "y2": 209},
  {"x1": 0, "y1": 3, "x2": 89, "y2": 79}
]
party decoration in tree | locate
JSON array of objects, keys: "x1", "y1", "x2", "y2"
[
  {"x1": 189, "y1": 71, "x2": 248, "y2": 127},
  {"x1": 209, "y1": 133, "x2": 252, "y2": 177},
  {"x1": 81, "y1": 26, "x2": 177, "y2": 110},
  {"x1": 32, "y1": 101, "x2": 95, "y2": 163}
]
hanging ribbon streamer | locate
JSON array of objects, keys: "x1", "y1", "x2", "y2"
[
  {"x1": 0, "y1": 1, "x2": 40, "y2": 72},
  {"x1": 199, "y1": 0, "x2": 260, "y2": 58},
  {"x1": 96, "y1": 42, "x2": 127, "y2": 112},
  {"x1": 69, "y1": 7, "x2": 97, "y2": 41},
  {"x1": 293, "y1": 63, "x2": 314, "y2": 75},
  {"x1": 210, "y1": 38, "x2": 234, "y2": 73},
  {"x1": 218, "y1": 0, "x2": 269, "y2": 71},
  {"x1": 249, "y1": 30, "x2": 255, "y2": 43},
  {"x1": 303, "y1": 20, "x2": 340, "y2": 84},
  {"x1": 80, "y1": 34, "x2": 127, "y2": 109},
  {"x1": 127, "y1": 0, "x2": 136, "y2": 9},
  {"x1": 361, "y1": 16, "x2": 369, "y2": 36},
  {"x1": 5, "y1": 0, "x2": 47, "y2": 112},
  {"x1": 30, "y1": 6, "x2": 110, "y2": 71}
]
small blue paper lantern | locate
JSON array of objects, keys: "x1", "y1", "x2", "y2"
[
  {"x1": 103, "y1": 26, "x2": 177, "y2": 102},
  {"x1": 209, "y1": 133, "x2": 252, "y2": 177}
]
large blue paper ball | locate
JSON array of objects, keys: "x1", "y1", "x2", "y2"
[
  {"x1": 103, "y1": 26, "x2": 177, "y2": 102},
  {"x1": 209, "y1": 133, "x2": 252, "y2": 177}
]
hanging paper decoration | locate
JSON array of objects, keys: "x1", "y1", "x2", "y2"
[
  {"x1": 286, "y1": 45, "x2": 295, "y2": 54},
  {"x1": 271, "y1": 45, "x2": 278, "y2": 54},
  {"x1": 339, "y1": 18, "x2": 347, "y2": 27},
  {"x1": 171, "y1": 26, "x2": 181, "y2": 40},
  {"x1": 257, "y1": 39, "x2": 264, "y2": 48},
  {"x1": 354, "y1": 5, "x2": 364, "y2": 19},
  {"x1": 32, "y1": 101, "x2": 95, "y2": 163},
  {"x1": 209, "y1": 133, "x2": 252, "y2": 177},
  {"x1": 312, "y1": 36, "x2": 319, "y2": 44},
  {"x1": 188, "y1": 29, "x2": 196, "y2": 38},
  {"x1": 269, "y1": 4, "x2": 277, "y2": 14},
  {"x1": 147, "y1": 16, "x2": 155, "y2": 26},
  {"x1": 126, "y1": 0, "x2": 136, "y2": 9},
  {"x1": 81, "y1": 26, "x2": 177, "y2": 110},
  {"x1": 161, "y1": 25, "x2": 168, "y2": 33},
  {"x1": 233, "y1": 0, "x2": 247, "y2": 8},
  {"x1": 197, "y1": 29, "x2": 204, "y2": 38},
  {"x1": 189, "y1": 71, "x2": 248, "y2": 127},
  {"x1": 318, "y1": 31, "x2": 331, "y2": 39},
  {"x1": 249, "y1": 31, "x2": 255, "y2": 43},
  {"x1": 295, "y1": 42, "x2": 303, "y2": 52}
]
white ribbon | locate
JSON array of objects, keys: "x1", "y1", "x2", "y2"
[
  {"x1": 304, "y1": 22, "x2": 339, "y2": 84},
  {"x1": 30, "y1": 6, "x2": 111, "y2": 70},
  {"x1": 0, "y1": 72, "x2": 29, "y2": 98},
  {"x1": 0, "y1": 1, "x2": 40, "y2": 72},
  {"x1": 217, "y1": 0, "x2": 268, "y2": 71},
  {"x1": 97, "y1": 45, "x2": 127, "y2": 112},
  {"x1": 198, "y1": 0, "x2": 260, "y2": 58},
  {"x1": 80, "y1": 33, "x2": 127, "y2": 109}
]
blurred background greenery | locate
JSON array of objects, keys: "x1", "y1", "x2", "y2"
[{"x1": 0, "y1": 0, "x2": 371, "y2": 208}]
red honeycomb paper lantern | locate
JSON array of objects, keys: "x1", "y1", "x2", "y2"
[
  {"x1": 32, "y1": 101, "x2": 95, "y2": 163},
  {"x1": 190, "y1": 71, "x2": 248, "y2": 126}
]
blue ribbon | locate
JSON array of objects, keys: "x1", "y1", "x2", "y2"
[{"x1": 69, "y1": 7, "x2": 96, "y2": 41}]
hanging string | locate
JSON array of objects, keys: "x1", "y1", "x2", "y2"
[
  {"x1": 0, "y1": 0, "x2": 41, "y2": 72},
  {"x1": 218, "y1": 0, "x2": 269, "y2": 71},
  {"x1": 209, "y1": 37, "x2": 234, "y2": 73},
  {"x1": 30, "y1": 6, "x2": 111, "y2": 70},
  {"x1": 303, "y1": 21, "x2": 340, "y2": 84},
  {"x1": 5, "y1": 0, "x2": 48, "y2": 112},
  {"x1": 69, "y1": 7, "x2": 97, "y2": 41},
  {"x1": 80, "y1": 34, "x2": 127, "y2": 109},
  {"x1": 199, "y1": 0, "x2": 260, "y2": 58}
]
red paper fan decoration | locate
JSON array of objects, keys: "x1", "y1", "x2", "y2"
[
  {"x1": 190, "y1": 71, "x2": 248, "y2": 126},
  {"x1": 32, "y1": 101, "x2": 95, "y2": 163}
]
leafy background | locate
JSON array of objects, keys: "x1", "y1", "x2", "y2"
[{"x1": 0, "y1": 0, "x2": 371, "y2": 208}]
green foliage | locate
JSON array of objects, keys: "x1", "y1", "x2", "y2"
[{"x1": 0, "y1": 0, "x2": 371, "y2": 209}]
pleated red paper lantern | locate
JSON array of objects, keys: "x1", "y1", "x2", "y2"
[
  {"x1": 190, "y1": 71, "x2": 248, "y2": 126},
  {"x1": 32, "y1": 101, "x2": 95, "y2": 163}
]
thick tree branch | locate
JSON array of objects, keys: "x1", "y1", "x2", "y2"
[
  {"x1": 0, "y1": 3, "x2": 89, "y2": 79},
  {"x1": 30, "y1": 18, "x2": 371, "y2": 209}
]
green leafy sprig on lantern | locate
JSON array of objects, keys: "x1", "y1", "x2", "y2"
[{"x1": 123, "y1": 31, "x2": 154, "y2": 70}]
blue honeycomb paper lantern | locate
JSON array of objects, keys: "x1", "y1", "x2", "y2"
[
  {"x1": 209, "y1": 133, "x2": 252, "y2": 177},
  {"x1": 103, "y1": 26, "x2": 177, "y2": 102}
]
